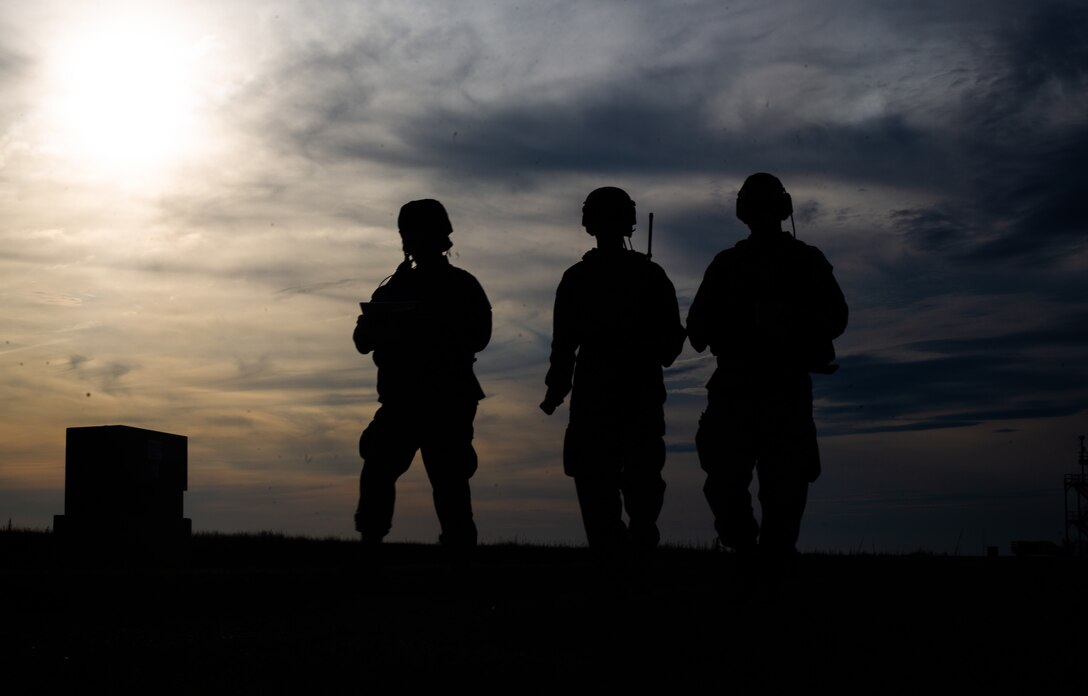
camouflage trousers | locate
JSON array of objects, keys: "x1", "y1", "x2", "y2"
[
  {"x1": 563, "y1": 414, "x2": 666, "y2": 555},
  {"x1": 355, "y1": 401, "x2": 479, "y2": 547},
  {"x1": 696, "y1": 384, "x2": 819, "y2": 556}
]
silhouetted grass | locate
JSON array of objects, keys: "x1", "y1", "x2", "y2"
[{"x1": 1, "y1": 528, "x2": 1085, "y2": 691}]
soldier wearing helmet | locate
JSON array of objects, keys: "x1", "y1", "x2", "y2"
[
  {"x1": 541, "y1": 187, "x2": 685, "y2": 570},
  {"x1": 687, "y1": 173, "x2": 847, "y2": 585},
  {"x1": 353, "y1": 199, "x2": 491, "y2": 552}
]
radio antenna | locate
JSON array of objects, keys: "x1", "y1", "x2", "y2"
[{"x1": 647, "y1": 212, "x2": 654, "y2": 259}]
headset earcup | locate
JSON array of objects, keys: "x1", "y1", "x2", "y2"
[{"x1": 780, "y1": 191, "x2": 793, "y2": 221}]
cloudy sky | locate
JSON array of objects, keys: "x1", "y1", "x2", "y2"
[{"x1": 1, "y1": 0, "x2": 1084, "y2": 552}]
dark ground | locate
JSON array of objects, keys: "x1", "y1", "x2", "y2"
[{"x1": 2, "y1": 530, "x2": 1085, "y2": 693}]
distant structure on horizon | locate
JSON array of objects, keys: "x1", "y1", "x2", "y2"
[
  {"x1": 1065, "y1": 435, "x2": 1088, "y2": 556},
  {"x1": 54, "y1": 425, "x2": 190, "y2": 548}
]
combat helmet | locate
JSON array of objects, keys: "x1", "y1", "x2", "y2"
[
  {"x1": 398, "y1": 199, "x2": 454, "y2": 255},
  {"x1": 582, "y1": 187, "x2": 636, "y2": 236}
]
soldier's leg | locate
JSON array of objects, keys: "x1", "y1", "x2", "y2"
[
  {"x1": 756, "y1": 385, "x2": 817, "y2": 555},
  {"x1": 619, "y1": 423, "x2": 666, "y2": 551},
  {"x1": 420, "y1": 402, "x2": 479, "y2": 548},
  {"x1": 696, "y1": 397, "x2": 758, "y2": 552},
  {"x1": 566, "y1": 423, "x2": 627, "y2": 553},
  {"x1": 355, "y1": 406, "x2": 417, "y2": 543},
  {"x1": 756, "y1": 439, "x2": 815, "y2": 555},
  {"x1": 753, "y1": 438, "x2": 809, "y2": 595},
  {"x1": 574, "y1": 474, "x2": 627, "y2": 552}
]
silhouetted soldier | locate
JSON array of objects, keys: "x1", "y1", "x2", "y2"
[
  {"x1": 541, "y1": 187, "x2": 685, "y2": 568},
  {"x1": 687, "y1": 173, "x2": 847, "y2": 582},
  {"x1": 353, "y1": 200, "x2": 491, "y2": 552}
]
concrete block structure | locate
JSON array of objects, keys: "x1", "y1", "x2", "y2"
[{"x1": 54, "y1": 425, "x2": 191, "y2": 542}]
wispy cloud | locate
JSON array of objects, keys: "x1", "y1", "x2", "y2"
[{"x1": 0, "y1": 0, "x2": 1084, "y2": 550}]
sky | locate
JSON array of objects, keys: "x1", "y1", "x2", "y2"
[{"x1": 1, "y1": 0, "x2": 1085, "y2": 553}]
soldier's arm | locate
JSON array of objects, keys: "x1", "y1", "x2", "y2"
[
  {"x1": 655, "y1": 265, "x2": 686, "y2": 368},
  {"x1": 354, "y1": 262, "x2": 413, "y2": 355},
  {"x1": 353, "y1": 313, "x2": 374, "y2": 354},
  {"x1": 811, "y1": 249, "x2": 848, "y2": 340},
  {"x1": 686, "y1": 256, "x2": 723, "y2": 353},
  {"x1": 469, "y1": 280, "x2": 493, "y2": 354},
  {"x1": 353, "y1": 286, "x2": 390, "y2": 355},
  {"x1": 541, "y1": 272, "x2": 578, "y2": 414},
  {"x1": 449, "y1": 272, "x2": 492, "y2": 356}
]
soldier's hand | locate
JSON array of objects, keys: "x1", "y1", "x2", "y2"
[{"x1": 539, "y1": 399, "x2": 559, "y2": 416}]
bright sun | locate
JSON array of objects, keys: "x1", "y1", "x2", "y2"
[{"x1": 41, "y1": 14, "x2": 214, "y2": 183}]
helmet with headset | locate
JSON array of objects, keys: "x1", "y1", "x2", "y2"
[
  {"x1": 582, "y1": 186, "x2": 637, "y2": 236},
  {"x1": 736, "y1": 173, "x2": 793, "y2": 225}
]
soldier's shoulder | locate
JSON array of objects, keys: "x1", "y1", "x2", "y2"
[
  {"x1": 631, "y1": 250, "x2": 662, "y2": 269},
  {"x1": 445, "y1": 264, "x2": 490, "y2": 296},
  {"x1": 641, "y1": 255, "x2": 675, "y2": 282},
  {"x1": 371, "y1": 276, "x2": 406, "y2": 300},
  {"x1": 792, "y1": 238, "x2": 834, "y2": 269},
  {"x1": 562, "y1": 256, "x2": 593, "y2": 278},
  {"x1": 447, "y1": 263, "x2": 482, "y2": 282},
  {"x1": 705, "y1": 245, "x2": 741, "y2": 269}
]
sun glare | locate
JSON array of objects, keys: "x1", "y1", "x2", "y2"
[{"x1": 41, "y1": 15, "x2": 215, "y2": 184}]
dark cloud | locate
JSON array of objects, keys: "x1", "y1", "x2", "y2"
[
  {"x1": 372, "y1": 102, "x2": 968, "y2": 196},
  {"x1": 1002, "y1": 0, "x2": 1088, "y2": 88},
  {"x1": 0, "y1": 45, "x2": 25, "y2": 84},
  {"x1": 237, "y1": 14, "x2": 973, "y2": 191},
  {"x1": 216, "y1": 365, "x2": 372, "y2": 399},
  {"x1": 965, "y1": 135, "x2": 1088, "y2": 265},
  {"x1": 66, "y1": 354, "x2": 91, "y2": 370},
  {"x1": 276, "y1": 279, "x2": 355, "y2": 297},
  {"x1": 819, "y1": 337, "x2": 1088, "y2": 435},
  {"x1": 85, "y1": 361, "x2": 136, "y2": 396},
  {"x1": 908, "y1": 313, "x2": 1088, "y2": 354},
  {"x1": 886, "y1": 2, "x2": 1088, "y2": 267},
  {"x1": 666, "y1": 442, "x2": 698, "y2": 453},
  {"x1": 892, "y1": 206, "x2": 976, "y2": 255}
]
